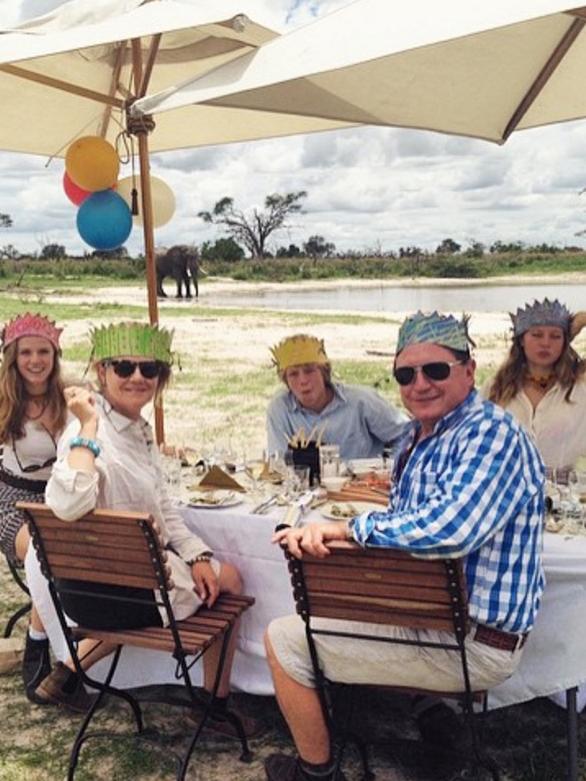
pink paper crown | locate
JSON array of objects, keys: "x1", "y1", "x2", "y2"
[{"x1": 2, "y1": 313, "x2": 63, "y2": 351}]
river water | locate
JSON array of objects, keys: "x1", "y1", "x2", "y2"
[{"x1": 208, "y1": 281, "x2": 586, "y2": 313}]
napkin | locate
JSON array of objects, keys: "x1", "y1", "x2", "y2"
[{"x1": 198, "y1": 465, "x2": 246, "y2": 492}]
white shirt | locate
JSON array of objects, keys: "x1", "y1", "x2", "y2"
[
  {"x1": 3, "y1": 420, "x2": 58, "y2": 480},
  {"x1": 480, "y1": 377, "x2": 586, "y2": 470},
  {"x1": 45, "y1": 396, "x2": 210, "y2": 624}
]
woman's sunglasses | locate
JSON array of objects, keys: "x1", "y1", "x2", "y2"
[
  {"x1": 20, "y1": 456, "x2": 56, "y2": 473},
  {"x1": 105, "y1": 359, "x2": 164, "y2": 379},
  {"x1": 393, "y1": 360, "x2": 464, "y2": 386}
]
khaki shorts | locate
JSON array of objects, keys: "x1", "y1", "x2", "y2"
[{"x1": 267, "y1": 614, "x2": 523, "y2": 692}]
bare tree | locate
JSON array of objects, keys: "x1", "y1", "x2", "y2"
[{"x1": 198, "y1": 191, "x2": 307, "y2": 258}]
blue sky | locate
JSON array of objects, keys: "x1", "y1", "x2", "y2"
[{"x1": 1, "y1": 0, "x2": 586, "y2": 258}]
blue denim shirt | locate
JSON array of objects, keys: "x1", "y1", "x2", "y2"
[{"x1": 266, "y1": 382, "x2": 407, "y2": 460}]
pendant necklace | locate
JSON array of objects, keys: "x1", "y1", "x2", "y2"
[{"x1": 525, "y1": 372, "x2": 554, "y2": 391}]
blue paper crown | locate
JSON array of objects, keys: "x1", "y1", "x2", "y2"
[
  {"x1": 397, "y1": 311, "x2": 474, "y2": 354},
  {"x1": 510, "y1": 298, "x2": 571, "y2": 337}
]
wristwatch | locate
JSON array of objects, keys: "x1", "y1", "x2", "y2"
[{"x1": 186, "y1": 552, "x2": 213, "y2": 566}]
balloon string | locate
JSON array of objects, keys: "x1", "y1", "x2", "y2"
[{"x1": 130, "y1": 135, "x2": 139, "y2": 217}]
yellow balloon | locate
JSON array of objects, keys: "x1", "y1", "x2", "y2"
[
  {"x1": 65, "y1": 136, "x2": 120, "y2": 192},
  {"x1": 116, "y1": 175, "x2": 176, "y2": 228}
]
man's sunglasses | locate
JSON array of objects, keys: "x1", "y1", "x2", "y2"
[
  {"x1": 105, "y1": 359, "x2": 164, "y2": 379},
  {"x1": 393, "y1": 360, "x2": 464, "y2": 386}
]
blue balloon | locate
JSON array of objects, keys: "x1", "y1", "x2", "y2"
[{"x1": 77, "y1": 190, "x2": 132, "y2": 250}]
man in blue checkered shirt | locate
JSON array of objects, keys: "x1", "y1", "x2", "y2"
[{"x1": 264, "y1": 311, "x2": 545, "y2": 781}]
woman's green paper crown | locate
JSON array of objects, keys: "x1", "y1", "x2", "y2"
[{"x1": 90, "y1": 322, "x2": 174, "y2": 363}]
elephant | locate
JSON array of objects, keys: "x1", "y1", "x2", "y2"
[{"x1": 156, "y1": 245, "x2": 199, "y2": 299}]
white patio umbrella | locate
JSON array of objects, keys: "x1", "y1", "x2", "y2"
[
  {"x1": 0, "y1": 0, "x2": 348, "y2": 440},
  {"x1": 132, "y1": 0, "x2": 586, "y2": 145}
]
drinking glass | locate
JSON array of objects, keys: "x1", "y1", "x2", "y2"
[
  {"x1": 294, "y1": 465, "x2": 311, "y2": 493},
  {"x1": 320, "y1": 444, "x2": 340, "y2": 479}
]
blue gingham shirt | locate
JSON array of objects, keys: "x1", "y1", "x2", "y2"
[
  {"x1": 350, "y1": 390, "x2": 545, "y2": 633},
  {"x1": 266, "y1": 382, "x2": 407, "y2": 460}
]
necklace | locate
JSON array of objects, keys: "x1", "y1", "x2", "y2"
[
  {"x1": 524, "y1": 372, "x2": 555, "y2": 391},
  {"x1": 26, "y1": 395, "x2": 49, "y2": 421}
]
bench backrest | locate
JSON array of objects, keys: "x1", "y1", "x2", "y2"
[
  {"x1": 286, "y1": 541, "x2": 469, "y2": 637},
  {"x1": 17, "y1": 502, "x2": 172, "y2": 593}
]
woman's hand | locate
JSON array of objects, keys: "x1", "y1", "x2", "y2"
[
  {"x1": 64, "y1": 386, "x2": 97, "y2": 426},
  {"x1": 272, "y1": 520, "x2": 349, "y2": 559},
  {"x1": 191, "y1": 561, "x2": 219, "y2": 607}
]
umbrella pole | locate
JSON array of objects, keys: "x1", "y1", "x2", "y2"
[{"x1": 137, "y1": 131, "x2": 165, "y2": 445}]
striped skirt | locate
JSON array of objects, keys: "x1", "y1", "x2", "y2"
[{"x1": 0, "y1": 479, "x2": 44, "y2": 564}]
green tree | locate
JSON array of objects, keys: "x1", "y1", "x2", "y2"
[
  {"x1": 303, "y1": 235, "x2": 336, "y2": 258},
  {"x1": 436, "y1": 237, "x2": 461, "y2": 255},
  {"x1": 0, "y1": 244, "x2": 20, "y2": 259},
  {"x1": 463, "y1": 240, "x2": 485, "y2": 258},
  {"x1": 41, "y1": 243, "x2": 66, "y2": 260},
  {"x1": 276, "y1": 244, "x2": 301, "y2": 258},
  {"x1": 200, "y1": 237, "x2": 244, "y2": 262},
  {"x1": 198, "y1": 191, "x2": 307, "y2": 258}
]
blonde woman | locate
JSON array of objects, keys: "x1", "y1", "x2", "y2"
[
  {"x1": 0, "y1": 313, "x2": 68, "y2": 703},
  {"x1": 35, "y1": 322, "x2": 258, "y2": 735}
]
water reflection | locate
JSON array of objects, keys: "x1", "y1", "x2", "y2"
[{"x1": 208, "y1": 282, "x2": 586, "y2": 314}]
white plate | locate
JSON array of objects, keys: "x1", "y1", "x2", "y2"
[
  {"x1": 188, "y1": 491, "x2": 243, "y2": 509},
  {"x1": 320, "y1": 501, "x2": 383, "y2": 521}
]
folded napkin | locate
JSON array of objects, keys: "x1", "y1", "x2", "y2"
[{"x1": 198, "y1": 465, "x2": 246, "y2": 492}]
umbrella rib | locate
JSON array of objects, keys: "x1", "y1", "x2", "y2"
[
  {"x1": 503, "y1": 16, "x2": 585, "y2": 141},
  {"x1": 0, "y1": 63, "x2": 124, "y2": 109},
  {"x1": 139, "y1": 34, "x2": 162, "y2": 98},
  {"x1": 97, "y1": 42, "x2": 127, "y2": 139}
]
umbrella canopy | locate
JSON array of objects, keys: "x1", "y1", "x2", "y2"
[
  {"x1": 133, "y1": 0, "x2": 586, "y2": 145},
  {"x1": 0, "y1": 0, "x2": 349, "y2": 157},
  {"x1": 0, "y1": 0, "x2": 290, "y2": 441}
]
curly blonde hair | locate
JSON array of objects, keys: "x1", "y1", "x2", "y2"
[
  {"x1": 488, "y1": 335, "x2": 585, "y2": 406},
  {"x1": 0, "y1": 341, "x2": 67, "y2": 443}
]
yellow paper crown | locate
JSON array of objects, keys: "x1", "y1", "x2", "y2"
[
  {"x1": 270, "y1": 335, "x2": 328, "y2": 372},
  {"x1": 90, "y1": 322, "x2": 174, "y2": 364}
]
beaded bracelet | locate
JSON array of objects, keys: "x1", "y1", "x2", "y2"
[{"x1": 69, "y1": 435, "x2": 101, "y2": 458}]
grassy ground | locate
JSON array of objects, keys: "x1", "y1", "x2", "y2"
[{"x1": 0, "y1": 278, "x2": 585, "y2": 780}]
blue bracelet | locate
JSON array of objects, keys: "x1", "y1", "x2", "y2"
[{"x1": 69, "y1": 436, "x2": 101, "y2": 458}]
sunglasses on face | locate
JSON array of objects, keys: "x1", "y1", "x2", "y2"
[
  {"x1": 105, "y1": 359, "x2": 164, "y2": 379},
  {"x1": 393, "y1": 360, "x2": 465, "y2": 386}
]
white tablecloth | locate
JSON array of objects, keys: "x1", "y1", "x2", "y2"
[{"x1": 25, "y1": 504, "x2": 586, "y2": 708}]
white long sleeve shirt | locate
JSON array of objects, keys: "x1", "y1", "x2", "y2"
[
  {"x1": 45, "y1": 395, "x2": 210, "y2": 624},
  {"x1": 481, "y1": 377, "x2": 586, "y2": 470}
]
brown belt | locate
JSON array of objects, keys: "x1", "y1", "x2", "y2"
[{"x1": 473, "y1": 624, "x2": 527, "y2": 653}]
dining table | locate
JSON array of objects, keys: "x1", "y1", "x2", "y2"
[{"x1": 24, "y1": 494, "x2": 586, "y2": 712}]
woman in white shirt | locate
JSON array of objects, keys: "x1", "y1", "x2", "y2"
[
  {"x1": 0, "y1": 313, "x2": 68, "y2": 703},
  {"x1": 35, "y1": 322, "x2": 256, "y2": 735},
  {"x1": 483, "y1": 298, "x2": 586, "y2": 471}
]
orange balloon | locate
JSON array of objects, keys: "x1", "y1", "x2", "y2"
[{"x1": 65, "y1": 136, "x2": 119, "y2": 192}]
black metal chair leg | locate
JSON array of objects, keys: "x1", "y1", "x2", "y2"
[
  {"x1": 178, "y1": 631, "x2": 251, "y2": 780},
  {"x1": 68, "y1": 647, "x2": 143, "y2": 781},
  {"x1": 566, "y1": 687, "x2": 578, "y2": 781},
  {"x1": 3, "y1": 601, "x2": 32, "y2": 638},
  {"x1": 4, "y1": 557, "x2": 32, "y2": 637}
]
